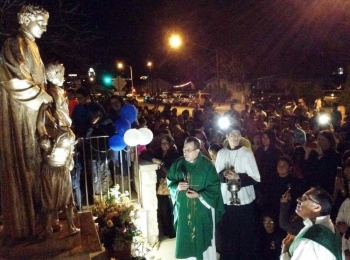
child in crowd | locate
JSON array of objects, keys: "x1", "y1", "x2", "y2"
[{"x1": 208, "y1": 143, "x2": 222, "y2": 164}]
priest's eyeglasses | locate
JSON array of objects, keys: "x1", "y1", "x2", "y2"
[
  {"x1": 298, "y1": 195, "x2": 320, "y2": 205},
  {"x1": 183, "y1": 148, "x2": 198, "y2": 153}
]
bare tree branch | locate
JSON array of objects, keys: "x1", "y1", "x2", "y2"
[{"x1": 0, "y1": 1, "x2": 102, "y2": 73}]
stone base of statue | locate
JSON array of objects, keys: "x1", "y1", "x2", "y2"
[{"x1": 0, "y1": 211, "x2": 102, "y2": 260}]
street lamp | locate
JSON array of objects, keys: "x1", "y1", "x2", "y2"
[
  {"x1": 168, "y1": 34, "x2": 220, "y2": 90},
  {"x1": 88, "y1": 67, "x2": 95, "y2": 82},
  {"x1": 117, "y1": 62, "x2": 134, "y2": 93},
  {"x1": 169, "y1": 34, "x2": 182, "y2": 49},
  {"x1": 147, "y1": 61, "x2": 152, "y2": 95}
]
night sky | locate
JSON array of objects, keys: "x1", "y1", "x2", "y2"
[{"x1": 2, "y1": 0, "x2": 350, "y2": 86}]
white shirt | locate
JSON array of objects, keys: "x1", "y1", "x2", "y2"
[
  {"x1": 281, "y1": 215, "x2": 344, "y2": 260},
  {"x1": 336, "y1": 198, "x2": 350, "y2": 252},
  {"x1": 215, "y1": 146, "x2": 260, "y2": 205}
]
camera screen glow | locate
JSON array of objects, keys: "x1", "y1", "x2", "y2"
[
  {"x1": 318, "y1": 114, "x2": 330, "y2": 124},
  {"x1": 218, "y1": 116, "x2": 230, "y2": 130}
]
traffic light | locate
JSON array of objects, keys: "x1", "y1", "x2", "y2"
[{"x1": 103, "y1": 75, "x2": 113, "y2": 85}]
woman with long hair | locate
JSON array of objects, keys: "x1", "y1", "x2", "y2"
[
  {"x1": 143, "y1": 134, "x2": 181, "y2": 237},
  {"x1": 254, "y1": 212, "x2": 286, "y2": 260},
  {"x1": 254, "y1": 129, "x2": 284, "y2": 185}
]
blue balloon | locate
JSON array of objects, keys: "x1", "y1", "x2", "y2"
[
  {"x1": 109, "y1": 134, "x2": 126, "y2": 151},
  {"x1": 120, "y1": 104, "x2": 137, "y2": 124},
  {"x1": 114, "y1": 118, "x2": 131, "y2": 135}
]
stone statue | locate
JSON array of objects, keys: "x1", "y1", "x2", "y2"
[
  {"x1": 45, "y1": 63, "x2": 72, "y2": 129},
  {"x1": 0, "y1": 5, "x2": 52, "y2": 241},
  {"x1": 36, "y1": 63, "x2": 79, "y2": 236}
]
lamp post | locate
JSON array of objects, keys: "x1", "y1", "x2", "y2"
[
  {"x1": 88, "y1": 67, "x2": 96, "y2": 92},
  {"x1": 147, "y1": 61, "x2": 152, "y2": 95},
  {"x1": 117, "y1": 62, "x2": 134, "y2": 94},
  {"x1": 169, "y1": 34, "x2": 220, "y2": 89},
  {"x1": 88, "y1": 67, "x2": 95, "y2": 82}
]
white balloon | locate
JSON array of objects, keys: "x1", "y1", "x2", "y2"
[
  {"x1": 138, "y1": 128, "x2": 154, "y2": 145},
  {"x1": 123, "y1": 129, "x2": 141, "y2": 146}
]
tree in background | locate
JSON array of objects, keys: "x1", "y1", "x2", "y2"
[{"x1": 0, "y1": 1, "x2": 101, "y2": 74}]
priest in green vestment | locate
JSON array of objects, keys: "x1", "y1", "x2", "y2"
[
  {"x1": 280, "y1": 187, "x2": 343, "y2": 260},
  {"x1": 167, "y1": 136, "x2": 225, "y2": 260}
]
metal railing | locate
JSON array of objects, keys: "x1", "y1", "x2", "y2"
[{"x1": 71, "y1": 136, "x2": 137, "y2": 210}]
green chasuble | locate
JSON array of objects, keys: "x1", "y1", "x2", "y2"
[
  {"x1": 289, "y1": 224, "x2": 342, "y2": 260},
  {"x1": 167, "y1": 153, "x2": 225, "y2": 260}
]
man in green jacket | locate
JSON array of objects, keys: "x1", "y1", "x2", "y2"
[{"x1": 167, "y1": 136, "x2": 225, "y2": 260}]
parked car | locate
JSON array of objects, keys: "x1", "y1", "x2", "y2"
[
  {"x1": 143, "y1": 94, "x2": 151, "y2": 103},
  {"x1": 123, "y1": 96, "x2": 138, "y2": 105},
  {"x1": 188, "y1": 93, "x2": 211, "y2": 107},
  {"x1": 320, "y1": 90, "x2": 343, "y2": 107},
  {"x1": 162, "y1": 93, "x2": 176, "y2": 104},
  {"x1": 148, "y1": 95, "x2": 163, "y2": 104},
  {"x1": 173, "y1": 94, "x2": 192, "y2": 106},
  {"x1": 250, "y1": 93, "x2": 290, "y2": 107},
  {"x1": 315, "y1": 90, "x2": 346, "y2": 121},
  {"x1": 173, "y1": 91, "x2": 194, "y2": 97},
  {"x1": 160, "y1": 91, "x2": 172, "y2": 99}
]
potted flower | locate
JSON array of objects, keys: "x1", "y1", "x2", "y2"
[{"x1": 92, "y1": 185, "x2": 142, "y2": 260}]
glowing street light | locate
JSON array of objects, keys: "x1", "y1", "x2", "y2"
[
  {"x1": 146, "y1": 61, "x2": 153, "y2": 94},
  {"x1": 88, "y1": 67, "x2": 95, "y2": 82},
  {"x1": 169, "y1": 34, "x2": 182, "y2": 49}
]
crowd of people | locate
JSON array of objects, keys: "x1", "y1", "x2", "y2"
[
  {"x1": 66, "y1": 88, "x2": 350, "y2": 259},
  {"x1": 2, "y1": 2, "x2": 344, "y2": 258}
]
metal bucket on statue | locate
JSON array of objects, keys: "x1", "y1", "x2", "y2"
[{"x1": 225, "y1": 167, "x2": 241, "y2": 205}]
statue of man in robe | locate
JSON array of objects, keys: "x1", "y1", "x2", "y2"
[{"x1": 0, "y1": 5, "x2": 52, "y2": 241}]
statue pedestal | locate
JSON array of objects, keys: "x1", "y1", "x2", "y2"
[
  {"x1": 135, "y1": 160, "x2": 159, "y2": 245},
  {"x1": 0, "y1": 211, "x2": 102, "y2": 260}
]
